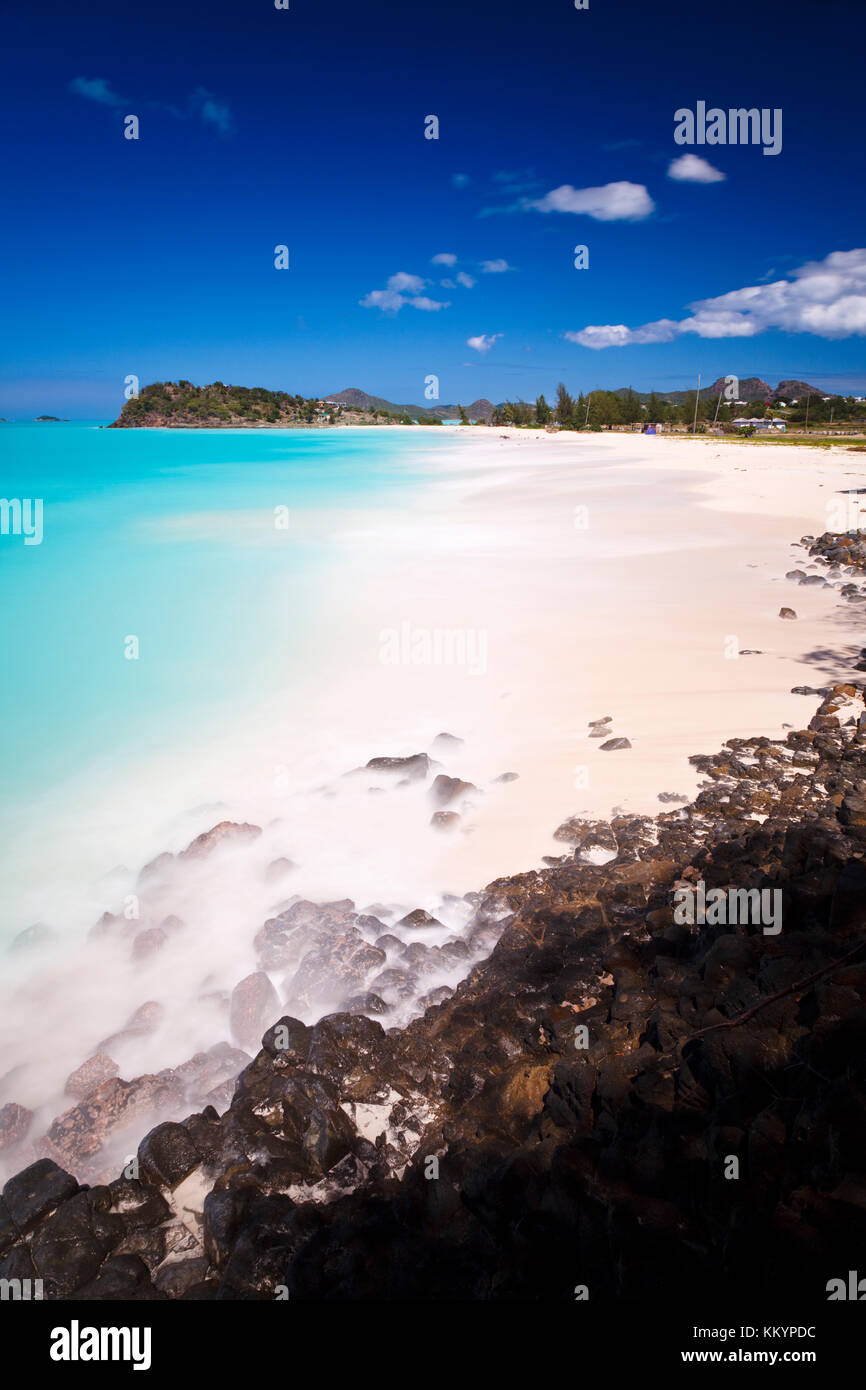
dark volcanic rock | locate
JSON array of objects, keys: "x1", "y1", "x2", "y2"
[
  {"x1": 137, "y1": 1123, "x2": 201, "y2": 1189},
  {"x1": 230, "y1": 973, "x2": 281, "y2": 1051},
  {"x1": 0, "y1": 1104, "x2": 33, "y2": 1153},
  {"x1": 254, "y1": 899, "x2": 356, "y2": 972},
  {"x1": 396, "y1": 909, "x2": 444, "y2": 930},
  {"x1": 43, "y1": 1074, "x2": 184, "y2": 1176},
  {"x1": 2, "y1": 1159, "x2": 79, "y2": 1235},
  {"x1": 65, "y1": 1054, "x2": 120, "y2": 1101},
  {"x1": 283, "y1": 931, "x2": 386, "y2": 1012},
  {"x1": 429, "y1": 774, "x2": 476, "y2": 807},
  {"x1": 364, "y1": 753, "x2": 431, "y2": 780},
  {"x1": 181, "y1": 821, "x2": 262, "y2": 860}
]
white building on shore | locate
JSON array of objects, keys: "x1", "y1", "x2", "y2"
[{"x1": 733, "y1": 417, "x2": 787, "y2": 432}]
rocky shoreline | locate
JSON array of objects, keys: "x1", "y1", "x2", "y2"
[{"x1": 3, "y1": 528, "x2": 866, "y2": 1300}]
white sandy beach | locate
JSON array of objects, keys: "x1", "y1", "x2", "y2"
[
  {"x1": 3, "y1": 426, "x2": 866, "y2": 1155},
  {"x1": 9, "y1": 426, "x2": 866, "y2": 911},
  {"x1": 270, "y1": 426, "x2": 866, "y2": 890}
]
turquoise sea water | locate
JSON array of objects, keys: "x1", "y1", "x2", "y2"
[{"x1": 0, "y1": 423, "x2": 447, "y2": 827}]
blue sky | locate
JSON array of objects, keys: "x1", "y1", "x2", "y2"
[{"x1": 2, "y1": 0, "x2": 865, "y2": 417}]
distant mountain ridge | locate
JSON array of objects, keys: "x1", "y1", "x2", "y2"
[
  {"x1": 325, "y1": 387, "x2": 496, "y2": 422},
  {"x1": 613, "y1": 377, "x2": 824, "y2": 406}
]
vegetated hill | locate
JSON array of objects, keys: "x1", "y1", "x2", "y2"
[
  {"x1": 774, "y1": 379, "x2": 826, "y2": 401},
  {"x1": 111, "y1": 381, "x2": 318, "y2": 428},
  {"x1": 700, "y1": 376, "x2": 773, "y2": 403},
  {"x1": 326, "y1": 387, "x2": 496, "y2": 423},
  {"x1": 323, "y1": 387, "x2": 432, "y2": 416},
  {"x1": 613, "y1": 376, "x2": 823, "y2": 406}
]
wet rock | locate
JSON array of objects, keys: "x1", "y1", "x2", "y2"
[
  {"x1": 75, "y1": 1253, "x2": 162, "y2": 1300},
  {"x1": 430, "y1": 732, "x2": 464, "y2": 753},
  {"x1": 261, "y1": 1016, "x2": 312, "y2": 1065},
  {"x1": 254, "y1": 898, "x2": 356, "y2": 972},
  {"x1": 230, "y1": 973, "x2": 281, "y2": 1051},
  {"x1": 600, "y1": 737, "x2": 632, "y2": 751},
  {"x1": 430, "y1": 774, "x2": 476, "y2": 807},
  {"x1": 154, "y1": 1255, "x2": 210, "y2": 1298},
  {"x1": 137, "y1": 852, "x2": 175, "y2": 886},
  {"x1": 431, "y1": 811, "x2": 461, "y2": 830},
  {"x1": 373, "y1": 934, "x2": 406, "y2": 956},
  {"x1": 88, "y1": 910, "x2": 125, "y2": 941},
  {"x1": 368, "y1": 967, "x2": 418, "y2": 1002},
  {"x1": 553, "y1": 817, "x2": 618, "y2": 854},
  {"x1": 355, "y1": 913, "x2": 387, "y2": 936},
  {"x1": 0, "y1": 1103, "x2": 33, "y2": 1153},
  {"x1": 302, "y1": 1105, "x2": 356, "y2": 1175},
  {"x1": 493, "y1": 771, "x2": 519, "y2": 783},
  {"x1": 402, "y1": 941, "x2": 436, "y2": 973},
  {"x1": 132, "y1": 927, "x2": 168, "y2": 961},
  {"x1": 28, "y1": 1191, "x2": 121, "y2": 1295},
  {"x1": 65, "y1": 1053, "x2": 120, "y2": 1101},
  {"x1": 363, "y1": 753, "x2": 431, "y2": 780},
  {"x1": 2, "y1": 1159, "x2": 79, "y2": 1235},
  {"x1": 265, "y1": 857, "x2": 296, "y2": 882},
  {"x1": 284, "y1": 931, "x2": 386, "y2": 1012},
  {"x1": 137, "y1": 1123, "x2": 201, "y2": 1189},
  {"x1": 44, "y1": 1074, "x2": 185, "y2": 1174},
  {"x1": 779, "y1": 607, "x2": 797, "y2": 620},
  {"x1": 107, "y1": 1176, "x2": 172, "y2": 1232},
  {"x1": 175, "y1": 1044, "x2": 250, "y2": 1102},
  {"x1": 98, "y1": 1000, "x2": 164, "y2": 1054},
  {"x1": 396, "y1": 909, "x2": 444, "y2": 931},
  {"x1": 340, "y1": 992, "x2": 389, "y2": 1015},
  {"x1": 181, "y1": 821, "x2": 262, "y2": 860},
  {"x1": 419, "y1": 985, "x2": 454, "y2": 1009}
]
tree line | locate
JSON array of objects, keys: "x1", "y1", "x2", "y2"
[{"x1": 483, "y1": 386, "x2": 866, "y2": 431}]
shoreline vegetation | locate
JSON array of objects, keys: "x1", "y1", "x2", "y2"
[{"x1": 108, "y1": 377, "x2": 866, "y2": 438}]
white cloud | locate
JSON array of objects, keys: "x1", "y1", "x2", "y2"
[
  {"x1": 360, "y1": 272, "x2": 449, "y2": 313},
  {"x1": 526, "y1": 181, "x2": 655, "y2": 221},
  {"x1": 69, "y1": 76, "x2": 125, "y2": 107},
  {"x1": 387, "y1": 271, "x2": 426, "y2": 293},
  {"x1": 409, "y1": 296, "x2": 450, "y2": 312},
  {"x1": 668, "y1": 154, "x2": 726, "y2": 183},
  {"x1": 432, "y1": 253, "x2": 457, "y2": 265},
  {"x1": 564, "y1": 248, "x2": 866, "y2": 348},
  {"x1": 189, "y1": 87, "x2": 234, "y2": 135},
  {"x1": 456, "y1": 271, "x2": 476, "y2": 288},
  {"x1": 467, "y1": 334, "x2": 503, "y2": 353}
]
